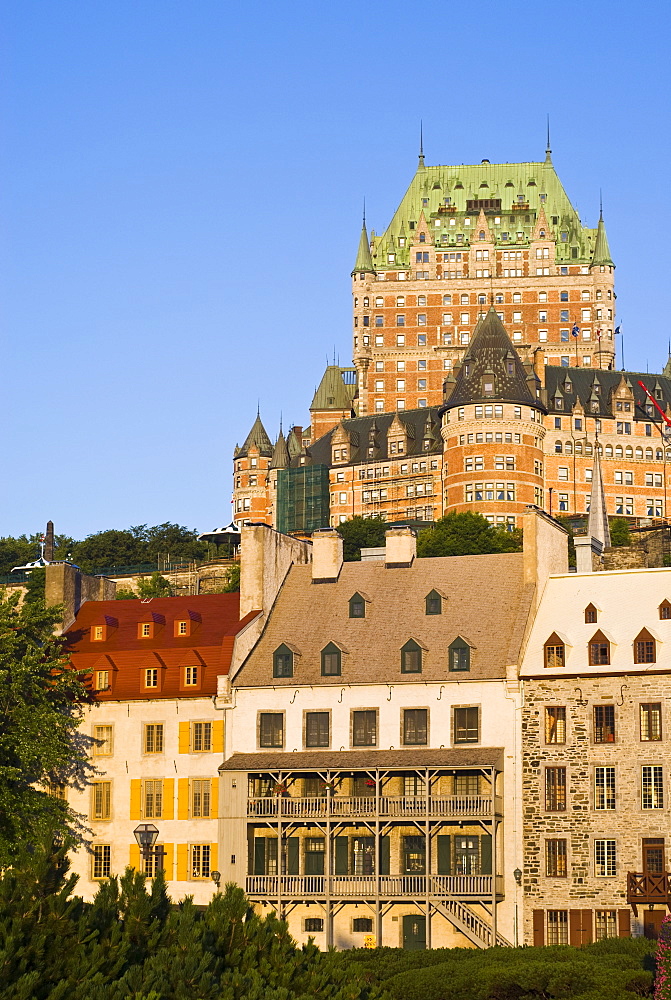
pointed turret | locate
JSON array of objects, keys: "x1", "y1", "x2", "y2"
[
  {"x1": 443, "y1": 308, "x2": 544, "y2": 410},
  {"x1": 591, "y1": 213, "x2": 614, "y2": 267},
  {"x1": 237, "y1": 411, "x2": 273, "y2": 458},
  {"x1": 270, "y1": 429, "x2": 290, "y2": 469},
  {"x1": 352, "y1": 221, "x2": 375, "y2": 275},
  {"x1": 310, "y1": 365, "x2": 354, "y2": 412},
  {"x1": 587, "y1": 446, "x2": 611, "y2": 548}
]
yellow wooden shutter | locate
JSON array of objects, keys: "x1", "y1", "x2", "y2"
[
  {"x1": 209, "y1": 777, "x2": 219, "y2": 819},
  {"x1": 129, "y1": 779, "x2": 141, "y2": 821},
  {"x1": 178, "y1": 721, "x2": 190, "y2": 753},
  {"x1": 129, "y1": 844, "x2": 141, "y2": 871},
  {"x1": 162, "y1": 843, "x2": 174, "y2": 880},
  {"x1": 212, "y1": 719, "x2": 224, "y2": 753},
  {"x1": 209, "y1": 843, "x2": 218, "y2": 874},
  {"x1": 176, "y1": 843, "x2": 188, "y2": 882},
  {"x1": 178, "y1": 778, "x2": 189, "y2": 820},
  {"x1": 162, "y1": 778, "x2": 174, "y2": 820}
]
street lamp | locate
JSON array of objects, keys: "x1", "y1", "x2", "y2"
[
  {"x1": 513, "y1": 867, "x2": 522, "y2": 886},
  {"x1": 211, "y1": 870, "x2": 221, "y2": 888},
  {"x1": 133, "y1": 823, "x2": 164, "y2": 875}
]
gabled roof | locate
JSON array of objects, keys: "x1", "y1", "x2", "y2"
[
  {"x1": 306, "y1": 407, "x2": 443, "y2": 467},
  {"x1": 444, "y1": 308, "x2": 543, "y2": 410},
  {"x1": 544, "y1": 367, "x2": 671, "y2": 419},
  {"x1": 236, "y1": 413, "x2": 273, "y2": 458},
  {"x1": 310, "y1": 366, "x2": 356, "y2": 411}
]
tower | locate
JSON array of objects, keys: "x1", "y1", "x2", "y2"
[
  {"x1": 232, "y1": 412, "x2": 273, "y2": 524},
  {"x1": 441, "y1": 308, "x2": 546, "y2": 528}
]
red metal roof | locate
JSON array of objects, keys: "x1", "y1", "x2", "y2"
[{"x1": 64, "y1": 594, "x2": 258, "y2": 701}]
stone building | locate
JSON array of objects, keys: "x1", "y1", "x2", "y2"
[{"x1": 217, "y1": 511, "x2": 568, "y2": 949}]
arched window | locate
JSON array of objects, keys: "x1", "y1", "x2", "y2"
[
  {"x1": 449, "y1": 637, "x2": 470, "y2": 672},
  {"x1": 363, "y1": 297, "x2": 369, "y2": 307},
  {"x1": 666, "y1": 449, "x2": 671, "y2": 461},
  {"x1": 544, "y1": 633, "x2": 565, "y2": 668},
  {"x1": 605, "y1": 445, "x2": 613, "y2": 458},
  {"x1": 349, "y1": 593, "x2": 366, "y2": 619},
  {"x1": 588, "y1": 630, "x2": 610, "y2": 666},
  {"x1": 273, "y1": 644, "x2": 294, "y2": 678},
  {"x1": 575, "y1": 441, "x2": 582, "y2": 455},
  {"x1": 419, "y1": 232, "x2": 426, "y2": 243},
  {"x1": 646, "y1": 448, "x2": 653, "y2": 461},
  {"x1": 657, "y1": 449, "x2": 663, "y2": 461},
  {"x1": 321, "y1": 642, "x2": 342, "y2": 676},
  {"x1": 479, "y1": 230, "x2": 485, "y2": 240},
  {"x1": 659, "y1": 600, "x2": 671, "y2": 620},
  {"x1": 565, "y1": 441, "x2": 573, "y2": 455},
  {"x1": 636, "y1": 447, "x2": 643, "y2": 460},
  {"x1": 425, "y1": 590, "x2": 442, "y2": 615},
  {"x1": 555, "y1": 441, "x2": 563, "y2": 453},
  {"x1": 615, "y1": 445, "x2": 623, "y2": 459},
  {"x1": 401, "y1": 639, "x2": 422, "y2": 674},
  {"x1": 625, "y1": 446, "x2": 633, "y2": 459},
  {"x1": 585, "y1": 442, "x2": 593, "y2": 455},
  {"x1": 585, "y1": 603, "x2": 598, "y2": 624},
  {"x1": 634, "y1": 628, "x2": 656, "y2": 664}
]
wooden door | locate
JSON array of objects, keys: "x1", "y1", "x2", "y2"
[
  {"x1": 402, "y1": 914, "x2": 426, "y2": 950},
  {"x1": 644, "y1": 910, "x2": 665, "y2": 940}
]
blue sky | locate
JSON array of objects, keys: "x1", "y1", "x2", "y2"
[{"x1": 2, "y1": 0, "x2": 670, "y2": 540}]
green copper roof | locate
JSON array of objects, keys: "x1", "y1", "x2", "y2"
[
  {"x1": 270, "y1": 430, "x2": 290, "y2": 469},
  {"x1": 237, "y1": 412, "x2": 273, "y2": 458},
  {"x1": 310, "y1": 365, "x2": 356, "y2": 411},
  {"x1": 370, "y1": 156, "x2": 606, "y2": 268},
  {"x1": 591, "y1": 215, "x2": 614, "y2": 267},
  {"x1": 352, "y1": 223, "x2": 375, "y2": 274}
]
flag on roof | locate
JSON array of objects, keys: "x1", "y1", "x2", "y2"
[{"x1": 615, "y1": 324, "x2": 622, "y2": 336}]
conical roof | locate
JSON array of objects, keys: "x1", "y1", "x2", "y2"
[
  {"x1": 352, "y1": 223, "x2": 375, "y2": 274},
  {"x1": 444, "y1": 308, "x2": 543, "y2": 410},
  {"x1": 591, "y1": 215, "x2": 614, "y2": 267},
  {"x1": 237, "y1": 412, "x2": 273, "y2": 458},
  {"x1": 310, "y1": 365, "x2": 354, "y2": 411},
  {"x1": 286, "y1": 428, "x2": 302, "y2": 459},
  {"x1": 587, "y1": 446, "x2": 611, "y2": 548},
  {"x1": 270, "y1": 430, "x2": 290, "y2": 469}
]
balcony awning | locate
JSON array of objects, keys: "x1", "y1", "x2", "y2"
[{"x1": 220, "y1": 748, "x2": 504, "y2": 773}]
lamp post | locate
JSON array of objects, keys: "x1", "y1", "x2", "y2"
[{"x1": 133, "y1": 823, "x2": 165, "y2": 875}]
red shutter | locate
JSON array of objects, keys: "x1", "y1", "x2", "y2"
[
  {"x1": 618, "y1": 909, "x2": 631, "y2": 938},
  {"x1": 533, "y1": 909, "x2": 545, "y2": 947}
]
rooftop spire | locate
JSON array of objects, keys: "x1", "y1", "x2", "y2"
[
  {"x1": 418, "y1": 120, "x2": 425, "y2": 170},
  {"x1": 545, "y1": 114, "x2": 552, "y2": 162},
  {"x1": 352, "y1": 215, "x2": 375, "y2": 275},
  {"x1": 587, "y1": 445, "x2": 611, "y2": 548},
  {"x1": 591, "y1": 209, "x2": 614, "y2": 268}
]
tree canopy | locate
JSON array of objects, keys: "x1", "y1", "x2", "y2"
[
  {"x1": 336, "y1": 516, "x2": 388, "y2": 561},
  {"x1": 0, "y1": 590, "x2": 92, "y2": 868},
  {"x1": 416, "y1": 512, "x2": 523, "y2": 558}
]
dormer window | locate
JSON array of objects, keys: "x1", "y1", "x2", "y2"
[
  {"x1": 449, "y1": 637, "x2": 470, "y2": 672},
  {"x1": 139, "y1": 623, "x2": 152, "y2": 638},
  {"x1": 92, "y1": 626, "x2": 105, "y2": 641},
  {"x1": 659, "y1": 601, "x2": 671, "y2": 620},
  {"x1": 584, "y1": 604, "x2": 597, "y2": 624},
  {"x1": 273, "y1": 644, "x2": 294, "y2": 678},
  {"x1": 544, "y1": 633, "x2": 565, "y2": 668},
  {"x1": 589, "y1": 631, "x2": 610, "y2": 666},
  {"x1": 349, "y1": 594, "x2": 366, "y2": 619},
  {"x1": 321, "y1": 643, "x2": 342, "y2": 677},
  {"x1": 401, "y1": 639, "x2": 422, "y2": 674},
  {"x1": 419, "y1": 233, "x2": 426, "y2": 243},
  {"x1": 425, "y1": 590, "x2": 442, "y2": 615},
  {"x1": 634, "y1": 629, "x2": 656, "y2": 664}
]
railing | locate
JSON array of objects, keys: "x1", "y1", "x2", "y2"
[
  {"x1": 245, "y1": 874, "x2": 503, "y2": 899},
  {"x1": 627, "y1": 871, "x2": 670, "y2": 904},
  {"x1": 247, "y1": 794, "x2": 501, "y2": 819}
]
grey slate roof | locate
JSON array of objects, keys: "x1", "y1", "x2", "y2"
[
  {"x1": 544, "y1": 367, "x2": 671, "y2": 419},
  {"x1": 236, "y1": 413, "x2": 273, "y2": 458},
  {"x1": 305, "y1": 407, "x2": 442, "y2": 467},
  {"x1": 310, "y1": 366, "x2": 356, "y2": 412},
  {"x1": 444, "y1": 308, "x2": 543, "y2": 410},
  {"x1": 220, "y1": 748, "x2": 504, "y2": 772}
]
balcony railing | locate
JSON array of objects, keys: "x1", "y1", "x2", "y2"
[
  {"x1": 627, "y1": 872, "x2": 671, "y2": 910},
  {"x1": 245, "y1": 874, "x2": 504, "y2": 899},
  {"x1": 247, "y1": 794, "x2": 501, "y2": 819}
]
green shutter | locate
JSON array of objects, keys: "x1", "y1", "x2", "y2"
[
  {"x1": 480, "y1": 834, "x2": 492, "y2": 875},
  {"x1": 254, "y1": 838, "x2": 266, "y2": 876},
  {"x1": 287, "y1": 837, "x2": 299, "y2": 875},
  {"x1": 335, "y1": 836, "x2": 349, "y2": 875},
  {"x1": 380, "y1": 836, "x2": 390, "y2": 876},
  {"x1": 437, "y1": 835, "x2": 452, "y2": 875}
]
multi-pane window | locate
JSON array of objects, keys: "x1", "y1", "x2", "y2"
[
  {"x1": 547, "y1": 910, "x2": 568, "y2": 945},
  {"x1": 546, "y1": 839, "x2": 567, "y2": 877},
  {"x1": 143, "y1": 779, "x2": 163, "y2": 818},
  {"x1": 191, "y1": 779, "x2": 211, "y2": 817},
  {"x1": 595, "y1": 766, "x2": 616, "y2": 809},
  {"x1": 545, "y1": 706, "x2": 566, "y2": 744},
  {"x1": 177, "y1": 620, "x2": 188, "y2": 635},
  {"x1": 403, "y1": 709, "x2": 428, "y2": 746},
  {"x1": 92, "y1": 844, "x2": 111, "y2": 879},
  {"x1": 190, "y1": 844, "x2": 210, "y2": 879},
  {"x1": 144, "y1": 724, "x2": 164, "y2": 754},
  {"x1": 425, "y1": 591, "x2": 442, "y2": 615},
  {"x1": 192, "y1": 722, "x2": 212, "y2": 752},
  {"x1": 321, "y1": 643, "x2": 341, "y2": 676},
  {"x1": 95, "y1": 670, "x2": 109, "y2": 691},
  {"x1": 349, "y1": 594, "x2": 366, "y2": 618},
  {"x1": 92, "y1": 781, "x2": 111, "y2": 820},
  {"x1": 594, "y1": 705, "x2": 615, "y2": 743},
  {"x1": 642, "y1": 766, "x2": 664, "y2": 809},
  {"x1": 595, "y1": 839, "x2": 616, "y2": 876},
  {"x1": 92, "y1": 625, "x2": 104, "y2": 641},
  {"x1": 589, "y1": 634, "x2": 610, "y2": 665},
  {"x1": 273, "y1": 645, "x2": 293, "y2": 678},
  {"x1": 545, "y1": 768, "x2": 566, "y2": 811},
  {"x1": 352, "y1": 710, "x2": 377, "y2": 747},
  {"x1": 305, "y1": 918, "x2": 324, "y2": 932},
  {"x1": 454, "y1": 774, "x2": 478, "y2": 795},
  {"x1": 140, "y1": 623, "x2": 151, "y2": 637},
  {"x1": 634, "y1": 635, "x2": 656, "y2": 663},
  {"x1": 259, "y1": 714, "x2": 283, "y2": 748},
  {"x1": 305, "y1": 712, "x2": 330, "y2": 748},
  {"x1": 184, "y1": 666, "x2": 198, "y2": 686},
  {"x1": 353, "y1": 917, "x2": 373, "y2": 933},
  {"x1": 449, "y1": 640, "x2": 470, "y2": 671},
  {"x1": 145, "y1": 668, "x2": 158, "y2": 688},
  {"x1": 454, "y1": 707, "x2": 479, "y2": 744},
  {"x1": 401, "y1": 640, "x2": 422, "y2": 673},
  {"x1": 304, "y1": 837, "x2": 325, "y2": 875},
  {"x1": 595, "y1": 911, "x2": 618, "y2": 941},
  {"x1": 660, "y1": 602, "x2": 671, "y2": 620},
  {"x1": 641, "y1": 703, "x2": 662, "y2": 741},
  {"x1": 544, "y1": 641, "x2": 565, "y2": 668},
  {"x1": 93, "y1": 725, "x2": 114, "y2": 756}
]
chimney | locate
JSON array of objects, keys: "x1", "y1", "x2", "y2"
[
  {"x1": 533, "y1": 348, "x2": 546, "y2": 383},
  {"x1": 385, "y1": 527, "x2": 416, "y2": 568},
  {"x1": 522, "y1": 507, "x2": 569, "y2": 607},
  {"x1": 240, "y1": 523, "x2": 312, "y2": 615},
  {"x1": 312, "y1": 528, "x2": 343, "y2": 583},
  {"x1": 44, "y1": 521, "x2": 55, "y2": 562}
]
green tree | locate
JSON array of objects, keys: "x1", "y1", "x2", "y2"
[
  {"x1": 115, "y1": 587, "x2": 138, "y2": 600},
  {"x1": 136, "y1": 573, "x2": 173, "y2": 598},
  {"x1": 0, "y1": 590, "x2": 93, "y2": 867},
  {"x1": 610, "y1": 517, "x2": 631, "y2": 547},
  {"x1": 223, "y1": 562, "x2": 241, "y2": 592},
  {"x1": 336, "y1": 516, "x2": 388, "y2": 561},
  {"x1": 417, "y1": 511, "x2": 523, "y2": 558}
]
